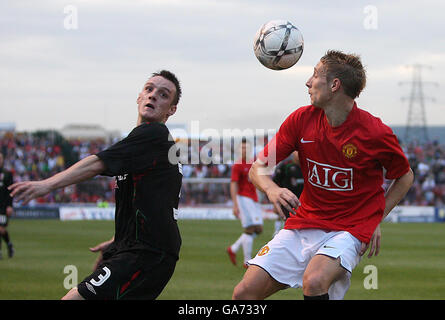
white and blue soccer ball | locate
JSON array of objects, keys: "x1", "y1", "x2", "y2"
[{"x1": 253, "y1": 20, "x2": 304, "y2": 70}]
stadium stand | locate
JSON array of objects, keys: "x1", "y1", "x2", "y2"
[{"x1": 1, "y1": 131, "x2": 445, "y2": 207}]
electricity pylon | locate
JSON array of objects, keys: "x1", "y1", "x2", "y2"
[{"x1": 399, "y1": 64, "x2": 437, "y2": 144}]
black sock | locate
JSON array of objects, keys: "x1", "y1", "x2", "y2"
[
  {"x1": 2, "y1": 231, "x2": 10, "y2": 244},
  {"x1": 304, "y1": 293, "x2": 329, "y2": 300}
]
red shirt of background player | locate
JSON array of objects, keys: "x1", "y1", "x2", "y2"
[{"x1": 231, "y1": 162, "x2": 258, "y2": 202}]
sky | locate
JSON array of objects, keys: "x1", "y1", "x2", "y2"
[{"x1": 1, "y1": 0, "x2": 444, "y2": 137}]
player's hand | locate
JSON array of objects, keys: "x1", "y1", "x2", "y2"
[
  {"x1": 90, "y1": 239, "x2": 113, "y2": 271},
  {"x1": 233, "y1": 205, "x2": 240, "y2": 219},
  {"x1": 8, "y1": 181, "x2": 51, "y2": 204},
  {"x1": 360, "y1": 224, "x2": 381, "y2": 258},
  {"x1": 266, "y1": 186, "x2": 300, "y2": 220},
  {"x1": 6, "y1": 206, "x2": 13, "y2": 217}
]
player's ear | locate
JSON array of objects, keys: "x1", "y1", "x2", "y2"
[
  {"x1": 331, "y1": 78, "x2": 341, "y2": 93},
  {"x1": 136, "y1": 95, "x2": 141, "y2": 105},
  {"x1": 167, "y1": 105, "x2": 177, "y2": 117}
]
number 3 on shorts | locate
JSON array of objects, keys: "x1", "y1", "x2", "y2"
[{"x1": 90, "y1": 266, "x2": 111, "y2": 286}]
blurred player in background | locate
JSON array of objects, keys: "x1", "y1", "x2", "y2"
[
  {"x1": 227, "y1": 138, "x2": 263, "y2": 268},
  {"x1": 0, "y1": 153, "x2": 15, "y2": 259},
  {"x1": 271, "y1": 151, "x2": 303, "y2": 236},
  {"x1": 9, "y1": 70, "x2": 182, "y2": 300},
  {"x1": 232, "y1": 50, "x2": 414, "y2": 300}
]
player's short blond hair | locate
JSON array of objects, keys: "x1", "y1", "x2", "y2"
[{"x1": 320, "y1": 50, "x2": 366, "y2": 99}]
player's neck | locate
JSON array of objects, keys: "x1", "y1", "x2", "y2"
[
  {"x1": 137, "y1": 115, "x2": 167, "y2": 126},
  {"x1": 323, "y1": 98, "x2": 354, "y2": 127}
]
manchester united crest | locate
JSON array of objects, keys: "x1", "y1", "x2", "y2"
[
  {"x1": 342, "y1": 143, "x2": 358, "y2": 159},
  {"x1": 257, "y1": 245, "x2": 270, "y2": 256}
]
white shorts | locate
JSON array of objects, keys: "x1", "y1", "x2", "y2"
[
  {"x1": 237, "y1": 195, "x2": 263, "y2": 228},
  {"x1": 248, "y1": 228, "x2": 362, "y2": 300}
]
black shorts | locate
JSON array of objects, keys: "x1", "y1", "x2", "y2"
[
  {"x1": 0, "y1": 214, "x2": 8, "y2": 227},
  {"x1": 77, "y1": 248, "x2": 177, "y2": 300}
]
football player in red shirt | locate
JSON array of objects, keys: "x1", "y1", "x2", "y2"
[
  {"x1": 227, "y1": 138, "x2": 263, "y2": 268},
  {"x1": 232, "y1": 50, "x2": 414, "y2": 300}
]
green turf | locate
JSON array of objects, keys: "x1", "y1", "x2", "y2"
[{"x1": 1, "y1": 219, "x2": 444, "y2": 300}]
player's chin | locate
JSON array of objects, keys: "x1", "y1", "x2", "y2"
[
  {"x1": 312, "y1": 99, "x2": 324, "y2": 108},
  {"x1": 140, "y1": 111, "x2": 159, "y2": 123}
]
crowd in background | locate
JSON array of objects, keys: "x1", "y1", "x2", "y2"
[
  {"x1": 0, "y1": 132, "x2": 114, "y2": 205},
  {"x1": 402, "y1": 140, "x2": 445, "y2": 207},
  {"x1": 1, "y1": 131, "x2": 445, "y2": 207}
]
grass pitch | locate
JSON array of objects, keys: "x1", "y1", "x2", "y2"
[{"x1": 1, "y1": 219, "x2": 445, "y2": 300}]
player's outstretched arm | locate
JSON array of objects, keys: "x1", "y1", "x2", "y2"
[
  {"x1": 8, "y1": 155, "x2": 106, "y2": 204},
  {"x1": 249, "y1": 159, "x2": 300, "y2": 220}
]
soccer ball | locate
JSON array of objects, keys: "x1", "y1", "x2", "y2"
[{"x1": 253, "y1": 20, "x2": 304, "y2": 70}]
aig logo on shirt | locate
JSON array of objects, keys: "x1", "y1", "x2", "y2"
[{"x1": 307, "y1": 159, "x2": 353, "y2": 191}]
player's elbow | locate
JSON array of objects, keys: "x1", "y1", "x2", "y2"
[
  {"x1": 402, "y1": 168, "x2": 414, "y2": 189},
  {"x1": 407, "y1": 168, "x2": 414, "y2": 185}
]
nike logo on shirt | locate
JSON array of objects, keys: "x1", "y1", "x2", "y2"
[{"x1": 300, "y1": 138, "x2": 314, "y2": 143}]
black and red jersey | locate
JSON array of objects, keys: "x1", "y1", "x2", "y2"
[{"x1": 96, "y1": 122, "x2": 182, "y2": 259}]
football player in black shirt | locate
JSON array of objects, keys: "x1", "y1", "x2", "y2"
[
  {"x1": 9, "y1": 70, "x2": 183, "y2": 300},
  {"x1": 0, "y1": 153, "x2": 15, "y2": 259}
]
